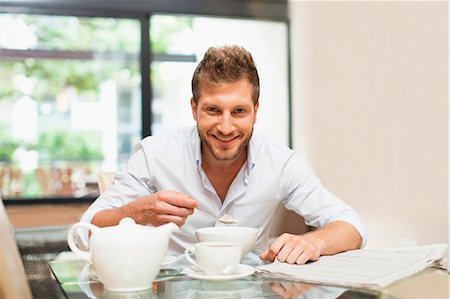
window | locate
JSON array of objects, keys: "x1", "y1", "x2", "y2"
[
  {"x1": 0, "y1": 1, "x2": 289, "y2": 202},
  {"x1": 0, "y1": 14, "x2": 140, "y2": 199}
]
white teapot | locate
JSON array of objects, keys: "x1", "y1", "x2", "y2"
[{"x1": 67, "y1": 217, "x2": 178, "y2": 292}]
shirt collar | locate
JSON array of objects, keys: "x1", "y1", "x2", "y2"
[
  {"x1": 193, "y1": 127, "x2": 202, "y2": 168},
  {"x1": 247, "y1": 135, "x2": 257, "y2": 171}
]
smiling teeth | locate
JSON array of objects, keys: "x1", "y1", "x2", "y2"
[{"x1": 217, "y1": 136, "x2": 234, "y2": 142}]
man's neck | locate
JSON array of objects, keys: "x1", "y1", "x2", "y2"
[
  {"x1": 201, "y1": 146, "x2": 248, "y2": 202},
  {"x1": 201, "y1": 146, "x2": 248, "y2": 173}
]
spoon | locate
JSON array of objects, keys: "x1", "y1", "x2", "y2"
[{"x1": 219, "y1": 214, "x2": 238, "y2": 225}]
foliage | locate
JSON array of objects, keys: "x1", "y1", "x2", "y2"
[
  {"x1": 37, "y1": 130, "x2": 103, "y2": 161},
  {"x1": 0, "y1": 64, "x2": 21, "y2": 98},
  {"x1": 1, "y1": 14, "x2": 192, "y2": 100},
  {"x1": 1, "y1": 59, "x2": 139, "y2": 101},
  {"x1": 24, "y1": 15, "x2": 140, "y2": 52},
  {"x1": 0, "y1": 139, "x2": 20, "y2": 162},
  {"x1": 0, "y1": 128, "x2": 103, "y2": 162},
  {"x1": 151, "y1": 15, "x2": 193, "y2": 53},
  {"x1": 0, "y1": 129, "x2": 31, "y2": 162},
  {"x1": 20, "y1": 172, "x2": 42, "y2": 197},
  {"x1": 1, "y1": 15, "x2": 141, "y2": 100}
]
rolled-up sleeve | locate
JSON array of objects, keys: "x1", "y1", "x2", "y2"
[{"x1": 280, "y1": 153, "x2": 367, "y2": 247}]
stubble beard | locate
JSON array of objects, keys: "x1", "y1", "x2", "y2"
[{"x1": 197, "y1": 127, "x2": 253, "y2": 161}]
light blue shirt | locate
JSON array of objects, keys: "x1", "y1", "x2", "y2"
[{"x1": 81, "y1": 127, "x2": 367, "y2": 255}]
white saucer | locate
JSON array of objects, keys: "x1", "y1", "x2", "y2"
[
  {"x1": 184, "y1": 264, "x2": 255, "y2": 281},
  {"x1": 162, "y1": 255, "x2": 177, "y2": 266}
]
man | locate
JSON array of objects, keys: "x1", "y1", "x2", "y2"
[{"x1": 81, "y1": 46, "x2": 366, "y2": 264}]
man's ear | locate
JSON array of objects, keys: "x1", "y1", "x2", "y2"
[
  {"x1": 253, "y1": 101, "x2": 259, "y2": 124},
  {"x1": 191, "y1": 97, "x2": 198, "y2": 121}
]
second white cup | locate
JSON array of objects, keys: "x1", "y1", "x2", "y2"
[{"x1": 185, "y1": 242, "x2": 241, "y2": 275}]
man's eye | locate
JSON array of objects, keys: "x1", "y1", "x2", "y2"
[
  {"x1": 207, "y1": 107, "x2": 218, "y2": 112},
  {"x1": 235, "y1": 108, "x2": 245, "y2": 114}
]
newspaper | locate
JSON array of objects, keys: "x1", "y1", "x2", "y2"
[{"x1": 256, "y1": 244, "x2": 447, "y2": 289}]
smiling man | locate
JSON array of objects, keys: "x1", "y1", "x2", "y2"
[{"x1": 81, "y1": 46, "x2": 367, "y2": 264}]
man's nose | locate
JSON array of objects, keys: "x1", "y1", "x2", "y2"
[{"x1": 217, "y1": 112, "x2": 234, "y2": 135}]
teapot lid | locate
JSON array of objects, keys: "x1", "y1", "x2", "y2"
[
  {"x1": 92, "y1": 217, "x2": 178, "y2": 244},
  {"x1": 99, "y1": 217, "x2": 151, "y2": 238},
  {"x1": 118, "y1": 217, "x2": 140, "y2": 227}
]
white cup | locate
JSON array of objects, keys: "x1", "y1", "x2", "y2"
[
  {"x1": 184, "y1": 242, "x2": 241, "y2": 275},
  {"x1": 195, "y1": 226, "x2": 258, "y2": 258}
]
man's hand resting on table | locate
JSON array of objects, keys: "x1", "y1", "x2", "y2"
[
  {"x1": 259, "y1": 221, "x2": 362, "y2": 265},
  {"x1": 259, "y1": 233, "x2": 321, "y2": 265},
  {"x1": 91, "y1": 190, "x2": 199, "y2": 228}
]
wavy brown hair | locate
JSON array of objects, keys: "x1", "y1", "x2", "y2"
[{"x1": 191, "y1": 45, "x2": 260, "y2": 104}]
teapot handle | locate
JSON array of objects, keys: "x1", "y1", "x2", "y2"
[{"x1": 67, "y1": 222, "x2": 99, "y2": 262}]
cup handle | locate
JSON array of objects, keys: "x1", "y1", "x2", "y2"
[
  {"x1": 184, "y1": 247, "x2": 203, "y2": 272},
  {"x1": 67, "y1": 222, "x2": 99, "y2": 262}
]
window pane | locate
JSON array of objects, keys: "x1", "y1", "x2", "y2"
[
  {"x1": 150, "y1": 15, "x2": 195, "y2": 55},
  {"x1": 0, "y1": 14, "x2": 141, "y2": 199},
  {"x1": 150, "y1": 15, "x2": 289, "y2": 145},
  {"x1": 151, "y1": 61, "x2": 197, "y2": 133}
]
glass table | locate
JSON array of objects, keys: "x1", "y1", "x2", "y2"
[{"x1": 48, "y1": 253, "x2": 448, "y2": 299}]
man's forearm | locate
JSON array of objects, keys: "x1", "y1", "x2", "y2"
[
  {"x1": 90, "y1": 191, "x2": 198, "y2": 228},
  {"x1": 91, "y1": 204, "x2": 139, "y2": 228},
  {"x1": 302, "y1": 220, "x2": 362, "y2": 256}
]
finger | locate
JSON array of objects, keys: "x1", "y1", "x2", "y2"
[
  {"x1": 269, "y1": 283, "x2": 289, "y2": 298},
  {"x1": 157, "y1": 214, "x2": 186, "y2": 227},
  {"x1": 265, "y1": 234, "x2": 290, "y2": 262},
  {"x1": 276, "y1": 242, "x2": 295, "y2": 263},
  {"x1": 293, "y1": 282, "x2": 313, "y2": 294},
  {"x1": 296, "y1": 249, "x2": 313, "y2": 265},
  {"x1": 283, "y1": 282, "x2": 298, "y2": 297},
  {"x1": 155, "y1": 201, "x2": 194, "y2": 217},
  {"x1": 259, "y1": 249, "x2": 269, "y2": 260},
  {"x1": 269, "y1": 282, "x2": 285, "y2": 293},
  {"x1": 160, "y1": 191, "x2": 199, "y2": 209},
  {"x1": 286, "y1": 243, "x2": 305, "y2": 264}
]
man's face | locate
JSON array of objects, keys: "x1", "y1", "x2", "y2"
[{"x1": 191, "y1": 78, "x2": 259, "y2": 162}]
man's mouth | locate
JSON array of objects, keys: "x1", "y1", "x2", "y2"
[{"x1": 214, "y1": 135, "x2": 239, "y2": 143}]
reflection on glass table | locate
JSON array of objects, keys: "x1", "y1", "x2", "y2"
[{"x1": 48, "y1": 253, "x2": 381, "y2": 299}]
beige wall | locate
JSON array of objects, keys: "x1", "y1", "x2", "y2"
[{"x1": 289, "y1": 1, "x2": 448, "y2": 248}]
